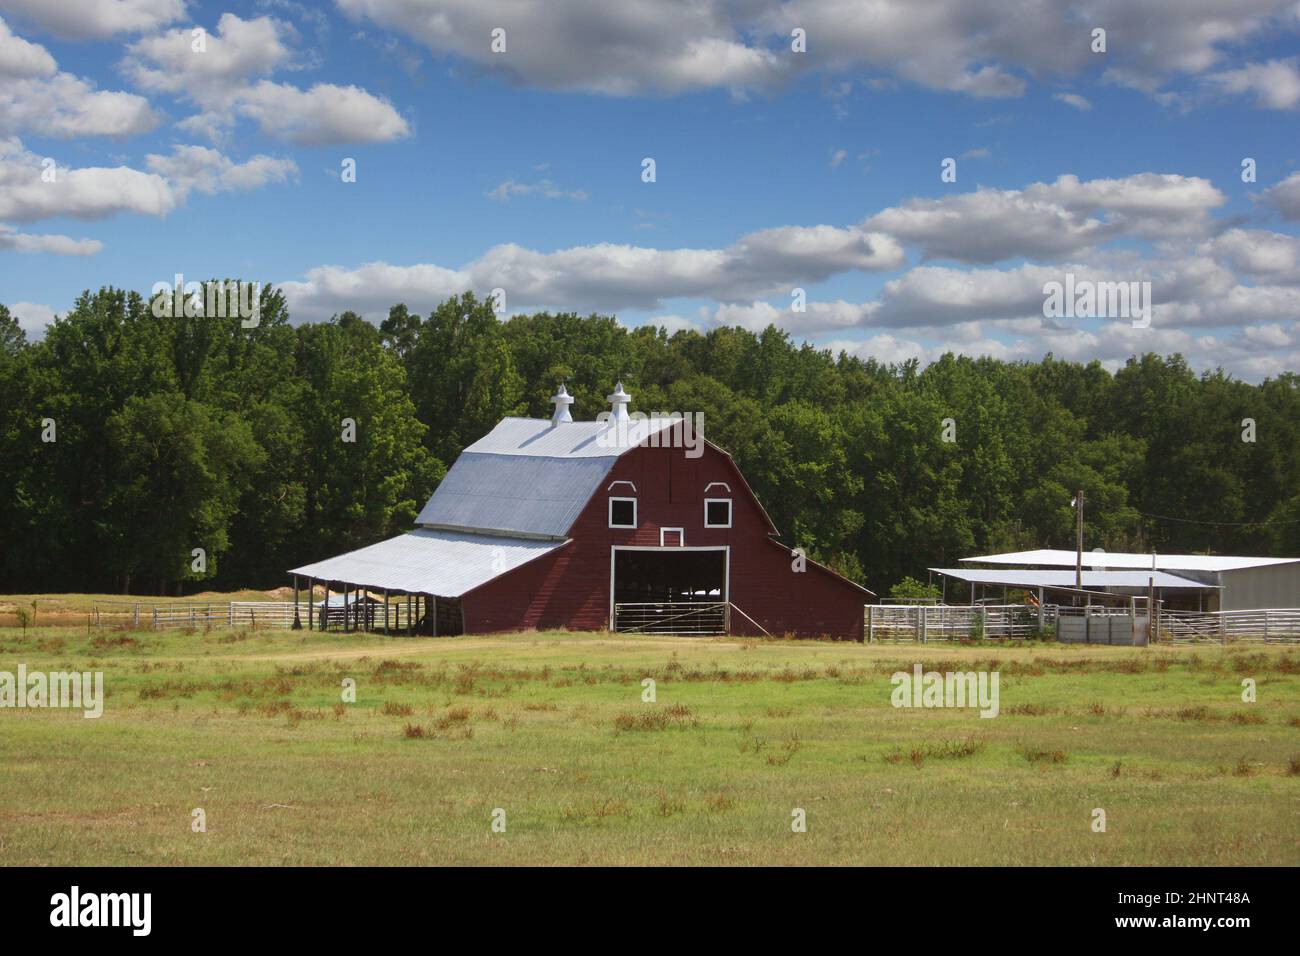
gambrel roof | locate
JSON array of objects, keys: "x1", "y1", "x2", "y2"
[{"x1": 415, "y1": 416, "x2": 682, "y2": 540}]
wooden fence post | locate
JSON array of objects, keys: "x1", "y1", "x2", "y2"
[
  {"x1": 866, "y1": 605, "x2": 874, "y2": 644},
  {"x1": 919, "y1": 605, "x2": 927, "y2": 644}
]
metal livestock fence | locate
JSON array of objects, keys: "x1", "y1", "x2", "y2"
[
  {"x1": 866, "y1": 604, "x2": 1045, "y2": 642},
  {"x1": 1157, "y1": 608, "x2": 1300, "y2": 644}
]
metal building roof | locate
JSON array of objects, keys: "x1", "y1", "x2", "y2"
[
  {"x1": 463, "y1": 416, "x2": 680, "y2": 458},
  {"x1": 416, "y1": 416, "x2": 685, "y2": 538},
  {"x1": 289, "y1": 528, "x2": 566, "y2": 597},
  {"x1": 930, "y1": 567, "x2": 1218, "y2": 589},
  {"x1": 959, "y1": 549, "x2": 1299, "y2": 573}
]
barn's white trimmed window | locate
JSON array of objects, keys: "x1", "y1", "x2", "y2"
[
  {"x1": 609, "y1": 497, "x2": 637, "y2": 528},
  {"x1": 704, "y1": 498, "x2": 732, "y2": 528},
  {"x1": 661, "y1": 527, "x2": 684, "y2": 547}
]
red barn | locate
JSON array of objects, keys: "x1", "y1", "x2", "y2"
[{"x1": 290, "y1": 384, "x2": 871, "y2": 640}]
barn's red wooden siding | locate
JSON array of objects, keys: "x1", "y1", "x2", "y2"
[{"x1": 461, "y1": 441, "x2": 867, "y2": 640}]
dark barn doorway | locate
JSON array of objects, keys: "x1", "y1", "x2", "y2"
[{"x1": 612, "y1": 547, "x2": 728, "y2": 634}]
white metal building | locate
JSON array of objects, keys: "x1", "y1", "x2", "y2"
[{"x1": 959, "y1": 549, "x2": 1300, "y2": 610}]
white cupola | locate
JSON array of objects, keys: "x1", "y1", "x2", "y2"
[
  {"x1": 606, "y1": 380, "x2": 631, "y2": 423},
  {"x1": 550, "y1": 383, "x2": 574, "y2": 425}
]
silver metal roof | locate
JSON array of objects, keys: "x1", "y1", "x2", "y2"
[
  {"x1": 289, "y1": 529, "x2": 566, "y2": 597},
  {"x1": 463, "y1": 416, "x2": 679, "y2": 458},
  {"x1": 416, "y1": 416, "x2": 685, "y2": 538},
  {"x1": 959, "y1": 548, "x2": 1299, "y2": 573},
  {"x1": 416, "y1": 452, "x2": 615, "y2": 538},
  {"x1": 931, "y1": 567, "x2": 1218, "y2": 589}
]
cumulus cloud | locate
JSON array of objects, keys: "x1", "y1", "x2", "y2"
[
  {"x1": 336, "y1": 0, "x2": 784, "y2": 95},
  {"x1": 0, "y1": 222, "x2": 101, "y2": 254},
  {"x1": 1260, "y1": 172, "x2": 1300, "y2": 220},
  {"x1": 1053, "y1": 92, "x2": 1092, "y2": 111},
  {"x1": 278, "y1": 223, "x2": 904, "y2": 321},
  {"x1": 125, "y1": 13, "x2": 409, "y2": 145},
  {"x1": 126, "y1": 12, "x2": 291, "y2": 92},
  {"x1": 1205, "y1": 229, "x2": 1300, "y2": 284},
  {"x1": 144, "y1": 144, "x2": 297, "y2": 197},
  {"x1": 0, "y1": 15, "x2": 54, "y2": 76},
  {"x1": 1206, "y1": 58, "x2": 1300, "y2": 109},
  {"x1": 0, "y1": 16, "x2": 159, "y2": 137},
  {"x1": 0, "y1": 0, "x2": 184, "y2": 39},
  {"x1": 0, "y1": 138, "x2": 295, "y2": 223},
  {"x1": 865, "y1": 173, "x2": 1224, "y2": 264},
  {"x1": 331, "y1": 1, "x2": 1299, "y2": 100},
  {"x1": 8, "y1": 300, "x2": 56, "y2": 336}
]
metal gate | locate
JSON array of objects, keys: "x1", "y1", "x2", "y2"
[
  {"x1": 1055, "y1": 607, "x2": 1149, "y2": 645},
  {"x1": 613, "y1": 602, "x2": 727, "y2": 635}
]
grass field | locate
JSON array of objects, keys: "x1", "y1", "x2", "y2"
[{"x1": 1, "y1": 620, "x2": 1298, "y2": 866}]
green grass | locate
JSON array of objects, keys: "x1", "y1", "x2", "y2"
[{"x1": 1, "y1": 622, "x2": 1297, "y2": 865}]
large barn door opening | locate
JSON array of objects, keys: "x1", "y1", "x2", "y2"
[{"x1": 612, "y1": 548, "x2": 727, "y2": 635}]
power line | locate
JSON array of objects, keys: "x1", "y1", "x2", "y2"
[{"x1": 1134, "y1": 509, "x2": 1300, "y2": 527}]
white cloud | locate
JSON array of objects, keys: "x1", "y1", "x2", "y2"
[
  {"x1": 0, "y1": 223, "x2": 101, "y2": 254},
  {"x1": 278, "y1": 223, "x2": 904, "y2": 321},
  {"x1": 1206, "y1": 229, "x2": 1300, "y2": 284},
  {"x1": 1206, "y1": 58, "x2": 1300, "y2": 109},
  {"x1": 125, "y1": 13, "x2": 291, "y2": 92},
  {"x1": 336, "y1": 0, "x2": 783, "y2": 96},
  {"x1": 0, "y1": 138, "x2": 295, "y2": 222},
  {"x1": 1053, "y1": 92, "x2": 1092, "y2": 111},
  {"x1": 486, "y1": 178, "x2": 588, "y2": 202},
  {"x1": 0, "y1": 139, "x2": 176, "y2": 221},
  {"x1": 8, "y1": 300, "x2": 56, "y2": 336},
  {"x1": 865, "y1": 173, "x2": 1225, "y2": 263},
  {"x1": 0, "y1": 17, "x2": 159, "y2": 138},
  {"x1": 0, "y1": 15, "x2": 54, "y2": 76},
  {"x1": 0, "y1": 0, "x2": 184, "y2": 39},
  {"x1": 829, "y1": 148, "x2": 847, "y2": 168},
  {"x1": 1260, "y1": 172, "x2": 1300, "y2": 220},
  {"x1": 233, "y1": 80, "x2": 408, "y2": 145},
  {"x1": 144, "y1": 144, "x2": 297, "y2": 198},
  {"x1": 125, "y1": 13, "x2": 409, "y2": 145}
]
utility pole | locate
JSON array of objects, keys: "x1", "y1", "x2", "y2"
[{"x1": 1073, "y1": 489, "x2": 1084, "y2": 592}]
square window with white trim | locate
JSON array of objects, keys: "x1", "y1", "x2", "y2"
[
  {"x1": 609, "y1": 497, "x2": 637, "y2": 528},
  {"x1": 704, "y1": 498, "x2": 732, "y2": 528}
]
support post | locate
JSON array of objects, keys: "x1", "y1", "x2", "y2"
[
  {"x1": 432, "y1": 596, "x2": 438, "y2": 637},
  {"x1": 292, "y1": 575, "x2": 301, "y2": 630},
  {"x1": 867, "y1": 605, "x2": 874, "y2": 644},
  {"x1": 919, "y1": 605, "x2": 927, "y2": 644},
  {"x1": 383, "y1": 589, "x2": 389, "y2": 635},
  {"x1": 307, "y1": 579, "x2": 314, "y2": 631}
]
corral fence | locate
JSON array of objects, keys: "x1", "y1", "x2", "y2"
[
  {"x1": 1157, "y1": 608, "x2": 1300, "y2": 644},
  {"x1": 867, "y1": 604, "x2": 1044, "y2": 642},
  {"x1": 91, "y1": 599, "x2": 418, "y2": 632}
]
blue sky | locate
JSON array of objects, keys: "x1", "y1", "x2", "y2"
[{"x1": 2, "y1": 0, "x2": 1299, "y2": 379}]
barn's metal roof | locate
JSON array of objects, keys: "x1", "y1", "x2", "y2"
[
  {"x1": 289, "y1": 529, "x2": 566, "y2": 597},
  {"x1": 931, "y1": 568, "x2": 1218, "y2": 589},
  {"x1": 416, "y1": 416, "x2": 684, "y2": 538},
  {"x1": 959, "y1": 549, "x2": 1299, "y2": 573},
  {"x1": 463, "y1": 416, "x2": 680, "y2": 458}
]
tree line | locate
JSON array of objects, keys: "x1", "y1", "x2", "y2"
[{"x1": 2, "y1": 286, "x2": 1298, "y2": 596}]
